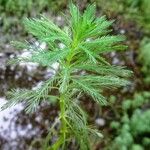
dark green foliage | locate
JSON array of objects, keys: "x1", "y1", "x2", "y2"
[
  {"x1": 139, "y1": 39, "x2": 150, "y2": 84},
  {"x1": 2, "y1": 3, "x2": 131, "y2": 150}
]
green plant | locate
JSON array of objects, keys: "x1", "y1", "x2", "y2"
[
  {"x1": 110, "y1": 92, "x2": 150, "y2": 150},
  {"x1": 122, "y1": 92, "x2": 150, "y2": 110},
  {"x1": 139, "y1": 38, "x2": 150, "y2": 84},
  {"x1": 2, "y1": 3, "x2": 132, "y2": 150},
  {"x1": 111, "y1": 109, "x2": 150, "y2": 150}
]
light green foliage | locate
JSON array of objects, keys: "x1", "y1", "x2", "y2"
[
  {"x1": 131, "y1": 109, "x2": 150, "y2": 136},
  {"x1": 131, "y1": 144, "x2": 144, "y2": 150},
  {"x1": 112, "y1": 110, "x2": 150, "y2": 150},
  {"x1": 2, "y1": 3, "x2": 131, "y2": 149},
  {"x1": 111, "y1": 92, "x2": 150, "y2": 150},
  {"x1": 139, "y1": 39, "x2": 150, "y2": 84}
]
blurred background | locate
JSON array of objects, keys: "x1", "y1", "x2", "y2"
[{"x1": 0, "y1": 0, "x2": 150, "y2": 149}]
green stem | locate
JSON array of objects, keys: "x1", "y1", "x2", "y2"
[
  {"x1": 60, "y1": 93, "x2": 67, "y2": 143},
  {"x1": 51, "y1": 37, "x2": 78, "y2": 150},
  {"x1": 50, "y1": 94, "x2": 67, "y2": 150}
]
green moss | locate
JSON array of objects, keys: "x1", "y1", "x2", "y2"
[
  {"x1": 111, "y1": 109, "x2": 150, "y2": 150},
  {"x1": 131, "y1": 144, "x2": 144, "y2": 150},
  {"x1": 130, "y1": 109, "x2": 150, "y2": 136},
  {"x1": 123, "y1": 92, "x2": 150, "y2": 110},
  {"x1": 139, "y1": 39, "x2": 150, "y2": 84},
  {"x1": 110, "y1": 92, "x2": 150, "y2": 150}
]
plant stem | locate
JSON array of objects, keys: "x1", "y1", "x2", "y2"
[
  {"x1": 51, "y1": 37, "x2": 78, "y2": 149},
  {"x1": 60, "y1": 93, "x2": 67, "y2": 143},
  {"x1": 50, "y1": 93, "x2": 67, "y2": 150}
]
